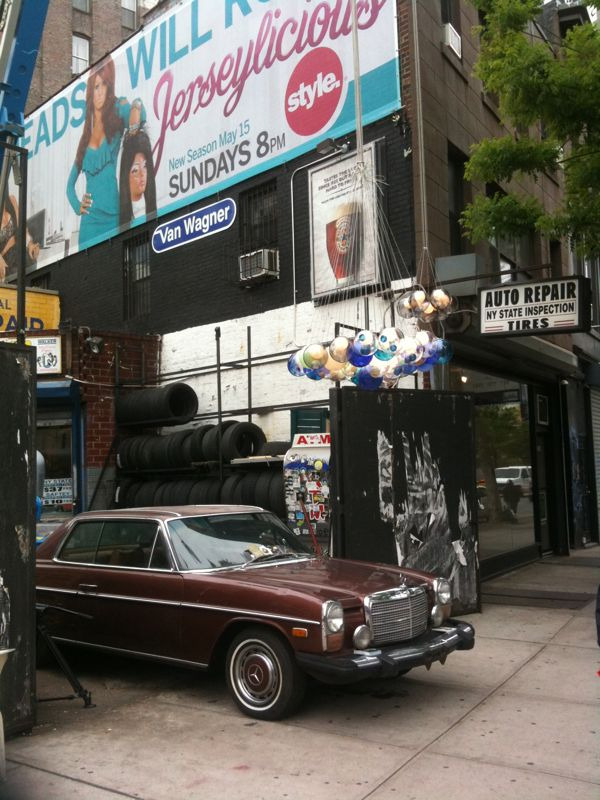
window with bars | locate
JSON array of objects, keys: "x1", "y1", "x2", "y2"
[
  {"x1": 72, "y1": 34, "x2": 90, "y2": 75},
  {"x1": 239, "y1": 180, "x2": 278, "y2": 254},
  {"x1": 123, "y1": 232, "x2": 151, "y2": 320},
  {"x1": 122, "y1": 0, "x2": 136, "y2": 30}
]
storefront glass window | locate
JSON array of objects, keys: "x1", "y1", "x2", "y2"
[
  {"x1": 448, "y1": 366, "x2": 535, "y2": 559},
  {"x1": 37, "y1": 414, "x2": 73, "y2": 521}
]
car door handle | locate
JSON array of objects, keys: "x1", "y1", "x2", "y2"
[{"x1": 78, "y1": 584, "x2": 98, "y2": 594}]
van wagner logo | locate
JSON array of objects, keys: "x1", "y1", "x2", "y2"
[{"x1": 285, "y1": 48, "x2": 344, "y2": 136}]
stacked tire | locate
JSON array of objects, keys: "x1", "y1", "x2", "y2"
[
  {"x1": 116, "y1": 421, "x2": 267, "y2": 470},
  {"x1": 115, "y1": 382, "x2": 198, "y2": 427},
  {"x1": 115, "y1": 469, "x2": 286, "y2": 518}
]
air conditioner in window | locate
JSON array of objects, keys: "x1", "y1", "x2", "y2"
[
  {"x1": 443, "y1": 23, "x2": 462, "y2": 59},
  {"x1": 239, "y1": 248, "x2": 280, "y2": 283}
]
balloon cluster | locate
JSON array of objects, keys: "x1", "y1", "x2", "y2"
[
  {"x1": 396, "y1": 287, "x2": 455, "y2": 323},
  {"x1": 287, "y1": 328, "x2": 453, "y2": 390}
]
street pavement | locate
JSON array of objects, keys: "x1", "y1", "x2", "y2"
[{"x1": 1, "y1": 549, "x2": 599, "y2": 800}]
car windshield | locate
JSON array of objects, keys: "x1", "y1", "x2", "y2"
[
  {"x1": 166, "y1": 512, "x2": 313, "y2": 571},
  {"x1": 495, "y1": 468, "x2": 520, "y2": 479}
]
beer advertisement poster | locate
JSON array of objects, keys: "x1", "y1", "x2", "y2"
[{"x1": 308, "y1": 143, "x2": 379, "y2": 299}]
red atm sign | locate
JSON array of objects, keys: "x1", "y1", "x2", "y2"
[{"x1": 479, "y1": 276, "x2": 591, "y2": 337}]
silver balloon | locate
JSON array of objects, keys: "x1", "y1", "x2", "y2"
[
  {"x1": 409, "y1": 289, "x2": 428, "y2": 310},
  {"x1": 430, "y1": 288, "x2": 453, "y2": 310},
  {"x1": 396, "y1": 291, "x2": 415, "y2": 319},
  {"x1": 328, "y1": 336, "x2": 350, "y2": 363},
  {"x1": 415, "y1": 329, "x2": 434, "y2": 347},
  {"x1": 353, "y1": 330, "x2": 377, "y2": 356},
  {"x1": 301, "y1": 343, "x2": 328, "y2": 370},
  {"x1": 416, "y1": 300, "x2": 439, "y2": 323},
  {"x1": 376, "y1": 327, "x2": 403, "y2": 359}
]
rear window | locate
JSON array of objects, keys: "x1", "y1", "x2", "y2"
[
  {"x1": 495, "y1": 468, "x2": 519, "y2": 479},
  {"x1": 95, "y1": 521, "x2": 159, "y2": 568},
  {"x1": 60, "y1": 521, "x2": 103, "y2": 563}
]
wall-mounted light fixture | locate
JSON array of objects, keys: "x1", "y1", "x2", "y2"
[
  {"x1": 84, "y1": 335, "x2": 104, "y2": 355},
  {"x1": 315, "y1": 137, "x2": 350, "y2": 156}
]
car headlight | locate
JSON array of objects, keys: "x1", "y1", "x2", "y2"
[
  {"x1": 433, "y1": 578, "x2": 452, "y2": 606},
  {"x1": 322, "y1": 600, "x2": 344, "y2": 634},
  {"x1": 352, "y1": 624, "x2": 372, "y2": 650}
]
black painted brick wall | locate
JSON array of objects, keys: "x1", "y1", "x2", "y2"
[{"x1": 29, "y1": 117, "x2": 415, "y2": 336}]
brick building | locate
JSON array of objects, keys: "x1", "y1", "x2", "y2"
[
  {"x1": 18, "y1": 0, "x2": 600, "y2": 574},
  {"x1": 26, "y1": 0, "x2": 158, "y2": 115}
]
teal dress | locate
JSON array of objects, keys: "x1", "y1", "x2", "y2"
[{"x1": 67, "y1": 98, "x2": 144, "y2": 249}]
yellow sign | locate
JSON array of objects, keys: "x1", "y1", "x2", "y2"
[{"x1": 0, "y1": 287, "x2": 60, "y2": 333}]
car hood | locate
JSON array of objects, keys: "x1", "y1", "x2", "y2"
[{"x1": 209, "y1": 557, "x2": 431, "y2": 605}]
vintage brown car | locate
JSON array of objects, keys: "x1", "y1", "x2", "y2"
[{"x1": 36, "y1": 505, "x2": 475, "y2": 719}]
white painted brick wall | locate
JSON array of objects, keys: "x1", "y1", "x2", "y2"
[{"x1": 161, "y1": 300, "x2": 420, "y2": 441}]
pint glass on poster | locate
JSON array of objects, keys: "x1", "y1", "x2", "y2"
[{"x1": 325, "y1": 201, "x2": 363, "y2": 282}]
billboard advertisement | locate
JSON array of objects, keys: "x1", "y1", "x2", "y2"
[
  {"x1": 0, "y1": 285, "x2": 60, "y2": 332},
  {"x1": 309, "y1": 141, "x2": 379, "y2": 298},
  {"x1": 22, "y1": 0, "x2": 400, "y2": 270}
]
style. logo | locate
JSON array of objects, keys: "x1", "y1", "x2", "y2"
[{"x1": 285, "y1": 47, "x2": 344, "y2": 136}]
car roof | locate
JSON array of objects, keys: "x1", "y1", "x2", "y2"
[{"x1": 70, "y1": 505, "x2": 265, "y2": 522}]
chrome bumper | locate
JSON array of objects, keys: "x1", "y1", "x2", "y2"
[{"x1": 296, "y1": 620, "x2": 475, "y2": 684}]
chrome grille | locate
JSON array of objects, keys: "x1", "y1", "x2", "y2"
[{"x1": 366, "y1": 587, "x2": 428, "y2": 645}]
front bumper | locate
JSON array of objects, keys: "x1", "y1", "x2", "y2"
[{"x1": 296, "y1": 619, "x2": 475, "y2": 684}]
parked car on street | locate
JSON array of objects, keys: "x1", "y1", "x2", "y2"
[
  {"x1": 494, "y1": 465, "x2": 533, "y2": 497},
  {"x1": 36, "y1": 506, "x2": 475, "y2": 720}
]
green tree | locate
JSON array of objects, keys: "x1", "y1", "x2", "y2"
[{"x1": 462, "y1": 0, "x2": 600, "y2": 257}]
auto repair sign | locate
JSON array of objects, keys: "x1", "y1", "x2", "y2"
[{"x1": 479, "y1": 276, "x2": 591, "y2": 337}]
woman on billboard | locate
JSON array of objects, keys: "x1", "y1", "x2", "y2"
[
  {"x1": 66, "y1": 55, "x2": 144, "y2": 249},
  {"x1": 119, "y1": 129, "x2": 157, "y2": 226},
  {"x1": 0, "y1": 194, "x2": 41, "y2": 281}
]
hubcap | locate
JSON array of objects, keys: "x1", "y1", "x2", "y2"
[{"x1": 232, "y1": 640, "x2": 281, "y2": 709}]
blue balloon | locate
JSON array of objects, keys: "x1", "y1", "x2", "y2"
[
  {"x1": 305, "y1": 367, "x2": 328, "y2": 381},
  {"x1": 357, "y1": 370, "x2": 384, "y2": 390},
  {"x1": 287, "y1": 352, "x2": 306, "y2": 377},
  {"x1": 430, "y1": 338, "x2": 453, "y2": 364},
  {"x1": 348, "y1": 344, "x2": 373, "y2": 367},
  {"x1": 374, "y1": 348, "x2": 394, "y2": 362},
  {"x1": 416, "y1": 357, "x2": 435, "y2": 372}
]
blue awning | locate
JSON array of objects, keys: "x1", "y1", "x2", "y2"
[{"x1": 37, "y1": 380, "x2": 79, "y2": 400}]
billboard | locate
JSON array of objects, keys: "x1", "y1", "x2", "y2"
[
  {"x1": 0, "y1": 285, "x2": 60, "y2": 332},
  {"x1": 309, "y1": 142, "x2": 379, "y2": 298},
  {"x1": 23, "y1": 0, "x2": 400, "y2": 270}
]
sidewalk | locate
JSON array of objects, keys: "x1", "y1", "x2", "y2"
[{"x1": 2, "y1": 550, "x2": 599, "y2": 800}]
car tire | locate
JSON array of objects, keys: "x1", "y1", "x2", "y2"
[{"x1": 225, "y1": 627, "x2": 306, "y2": 720}]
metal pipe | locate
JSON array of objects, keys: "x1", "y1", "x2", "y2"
[
  {"x1": 351, "y1": 0, "x2": 364, "y2": 165},
  {"x1": 247, "y1": 325, "x2": 252, "y2": 423},
  {"x1": 215, "y1": 326, "x2": 223, "y2": 482},
  {"x1": 16, "y1": 149, "x2": 27, "y2": 345},
  {"x1": 411, "y1": 0, "x2": 430, "y2": 283},
  {"x1": 290, "y1": 149, "x2": 349, "y2": 346}
]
